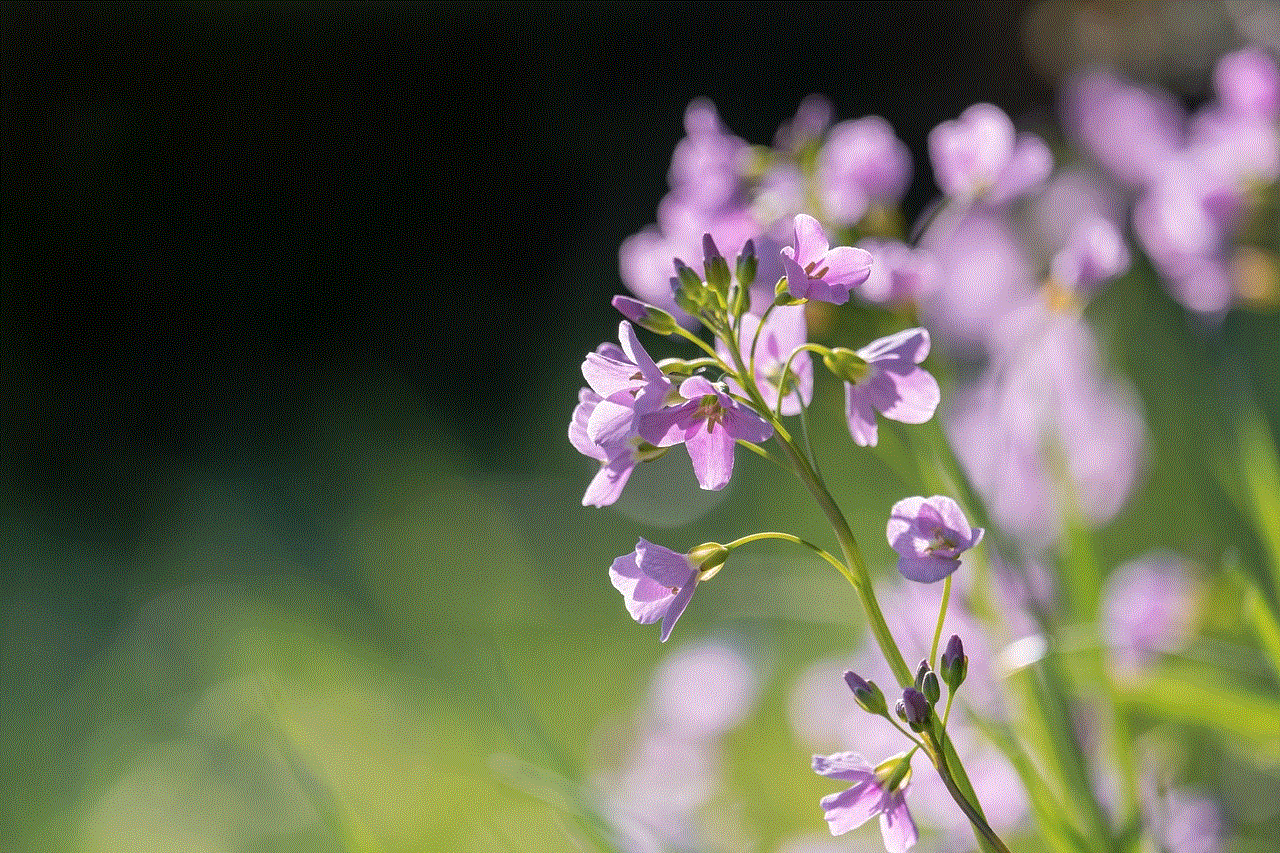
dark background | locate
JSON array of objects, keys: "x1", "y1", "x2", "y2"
[{"x1": 3, "y1": 1, "x2": 1046, "y2": 492}]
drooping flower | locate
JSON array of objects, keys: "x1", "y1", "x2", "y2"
[
  {"x1": 639, "y1": 375, "x2": 773, "y2": 491},
  {"x1": 781, "y1": 214, "x2": 873, "y2": 304},
  {"x1": 832, "y1": 328, "x2": 939, "y2": 448},
  {"x1": 928, "y1": 103, "x2": 1052, "y2": 203},
  {"x1": 716, "y1": 304, "x2": 812, "y2": 416},
  {"x1": 610, "y1": 539, "x2": 726, "y2": 642},
  {"x1": 812, "y1": 752, "x2": 918, "y2": 853},
  {"x1": 886, "y1": 495, "x2": 984, "y2": 583}
]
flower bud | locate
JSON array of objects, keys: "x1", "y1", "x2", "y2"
[
  {"x1": 687, "y1": 542, "x2": 729, "y2": 580},
  {"x1": 921, "y1": 671, "x2": 940, "y2": 704},
  {"x1": 822, "y1": 347, "x2": 871, "y2": 384},
  {"x1": 899, "y1": 687, "x2": 932, "y2": 731},
  {"x1": 735, "y1": 239, "x2": 758, "y2": 288},
  {"x1": 940, "y1": 634, "x2": 968, "y2": 691},
  {"x1": 611, "y1": 296, "x2": 679, "y2": 336},
  {"x1": 843, "y1": 670, "x2": 888, "y2": 717},
  {"x1": 702, "y1": 234, "x2": 731, "y2": 297},
  {"x1": 914, "y1": 659, "x2": 930, "y2": 691}
]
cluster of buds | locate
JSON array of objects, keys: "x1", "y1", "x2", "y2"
[{"x1": 842, "y1": 634, "x2": 969, "y2": 738}]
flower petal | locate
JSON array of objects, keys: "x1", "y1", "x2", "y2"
[
  {"x1": 844, "y1": 383, "x2": 880, "y2": 447},
  {"x1": 820, "y1": 781, "x2": 887, "y2": 835},
  {"x1": 878, "y1": 795, "x2": 919, "y2": 853},
  {"x1": 812, "y1": 752, "x2": 876, "y2": 781},
  {"x1": 792, "y1": 213, "x2": 830, "y2": 265},
  {"x1": 819, "y1": 245, "x2": 873, "y2": 287},
  {"x1": 896, "y1": 554, "x2": 962, "y2": 583},
  {"x1": 871, "y1": 366, "x2": 940, "y2": 425},
  {"x1": 635, "y1": 539, "x2": 698, "y2": 587},
  {"x1": 659, "y1": 575, "x2": 698, "y2": 642},
  {"x1": 857, "y1": 327, "x2": 930, "y2": 365},
  {"x1": 685, "y1": 420, "x2": 735, "y2": 490}
]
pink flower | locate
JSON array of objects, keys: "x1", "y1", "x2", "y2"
[
  {"x1": 609, "y1": 539, "x2": 701, "y2": 643},
  {"x1": 928, "y1": 103, "x2": 1051, "y2": 203},
  {"x1": 812, "y1": 752, "x2": 918, "y2": 852},
  {"x1": 886, "y1": 496, "x2": 984, "y2": 583},
  {"x1": 838, "y1": 328, "x2": 940, "y2": 448},
  {"x1": 639, "y1": 376, "x2": 773, "y2": 491},
  {"x1": 781, "y1": 214, "x2": 873, "y2": 304}
]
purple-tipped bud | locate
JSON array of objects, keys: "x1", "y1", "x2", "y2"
[
  {"x1": 940, "y1": 634, "x2": 968, "y2": 691},
  {"x1": 672, "y1": 259, "x2": 707, "y2": 316},
  {"x1": 900, "y1": 687, "x2": 932, "y2": 731},
  {"x1": 913, "y1": 659, "x2": 931, "y2": 691},
  {"x1": 735, "y1": 239, "x2": 758, "y2": 288},
  {"x1": 702, "y1": 233, "x2": 731, "y2": 296},
  {"x1": 843, "y1": 670, "x2": 889, "y2": 717},
  {"x1": 612, "y1": 295, "x2": 679, "y2": 335}
]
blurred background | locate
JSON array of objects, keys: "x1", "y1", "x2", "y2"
[{"x1": 3, "y1": 2, "x2": 1279, "y2": 851}]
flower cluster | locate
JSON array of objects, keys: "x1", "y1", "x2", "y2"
[{"x1": 569, "y1": 43, "x2": 1275, "y2": 850}]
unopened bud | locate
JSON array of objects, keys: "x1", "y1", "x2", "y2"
[
  {"x1": 940, "y1": 634, "x2": 968, "y2": 691},
  {"x1": 611, "y1": 296, "x2": 678, "y2": 335},
  {"x1": 914, "y1": 659, "x2": 931, "y2": 691},
  {"x1": 674, "y1": 259, "x2": 704, "y2": 294},
  {"x1": 900, "y1": 687, "x2": 932, "y2": 731},
  {"x1": 702, "y1": 234, "x2": 731, "y2": 296},
  {"x1": 735, "y1": 239, "x2": 758, "y2": 288},
  {"x1": 922, "y1": 671, "x2": 940, "y2": 704},
  {"x1": 843, "y1": 670, "x2": 888, "y2": 717}
]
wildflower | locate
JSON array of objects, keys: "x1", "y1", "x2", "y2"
[
  {"x1": 609, "y1": 540, "x2": 726, "y2": 642},
  {"x1": 928, "y1": 103, "x2": 1051, "y2": 203},
  {"x1": 1100, "y1": 552, "x2": 1198, "y2": 669},
  {"x1": 780, "y1": 214, "x2": 873, "y2": 304},
  {"x1": 716, "y1": 304, "x2": 812, "y2": 416},
  {"x1": 816, "y1": 116, "x2": 912, "y2": 225},
  {"x1": 886, "y1": 496, "x2": 984, "y2": 583},
  {"x1": 856, "y1": 239, "x2": 938, "y2": 305},
  {"x1": 827, "y1": 328, "x2": 939, "y2": 448},
  {"x1": 812, "y1": 752, "x2": 918, "y2": 852},
  {"x1": 639, "y1": 376, "x2": 773, "y2": 491},
  {"x1": 580, "y1": 321, "x2": 673, "y2": 447},
  {"x1": 569, "y1": 387, "x2": 663, "y2": 507}
]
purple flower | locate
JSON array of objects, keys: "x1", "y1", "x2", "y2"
[
  {"x1": 816, "y1": 116, "x2": 912, "y2": 225},
  {"x1": 609, "y1": 539, "x2": 701, "y2": 642},
  {"x1": 1050, "y1": 214, "x2": 1130, "y2": 292},
  {"x1": 569, "y1": 387, "x2": 648, "y2": 507},
  {"x1": 928, "y1": 103, "x2": 1051, "y2": 203},
  {"x1": 1100, "y1": 552, "x2": 1198, "y2": 668},
  {"x1": 1214, "y1": 45, "x2": 1279, "y2": 120},
  {"x1": 581, "y1": 321, "x2": 674, "y2": 447},
  {"x1": 716, "y1": 304, "x2": 812, "y2": 416},
  {"x1": 781, "y1": 214, "x2": 873, "y2": 304},
  {"x1": 639, "y1": 375, "x2": 773, "y2": 491},
  {"x1": 1063, "y1": 72, "x2": 1185, "y2": 188},
  {"x1": 838, "y1": 328, "x2": 940, "y2": 448},
  {"x1": 812, "y1": 752, "x2": 918, "y2": 853},
  {"x1": 856, "y1": 240, "x2": 938, "y2": 306},
  {"x1": 887, "y1": 496, "x2": 984, "y2": 583}
]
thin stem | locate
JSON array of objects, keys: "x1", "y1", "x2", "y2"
[
  {"x1": 720, "y1": 324, "x2": 914, "y2": 688},
  {"x1": 735, "y1": 440, "x2": 789, "y2": 473},
  {"x1": 723, "y1": 531, "x2": 847, "y2": 577},
  {"x1": 930, "y1": 574, "x2": 953, "y2": 668},
  {"x1": 672, "y1": 324, "x2": 731, "y2": 367},
  {"x1": 924, "y1": 730, "x2": 1014, "y2": 853}
]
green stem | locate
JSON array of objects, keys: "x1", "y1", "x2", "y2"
[
  {"x1": 724, "y1": 531, "x2": 847, "y2": 576},
  {"x1": 924, "y1": 729, "x2": 1014, "y2": 853},
  {"x1": 930, "y1": 574, "x2": 953, "y2": 668}
]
